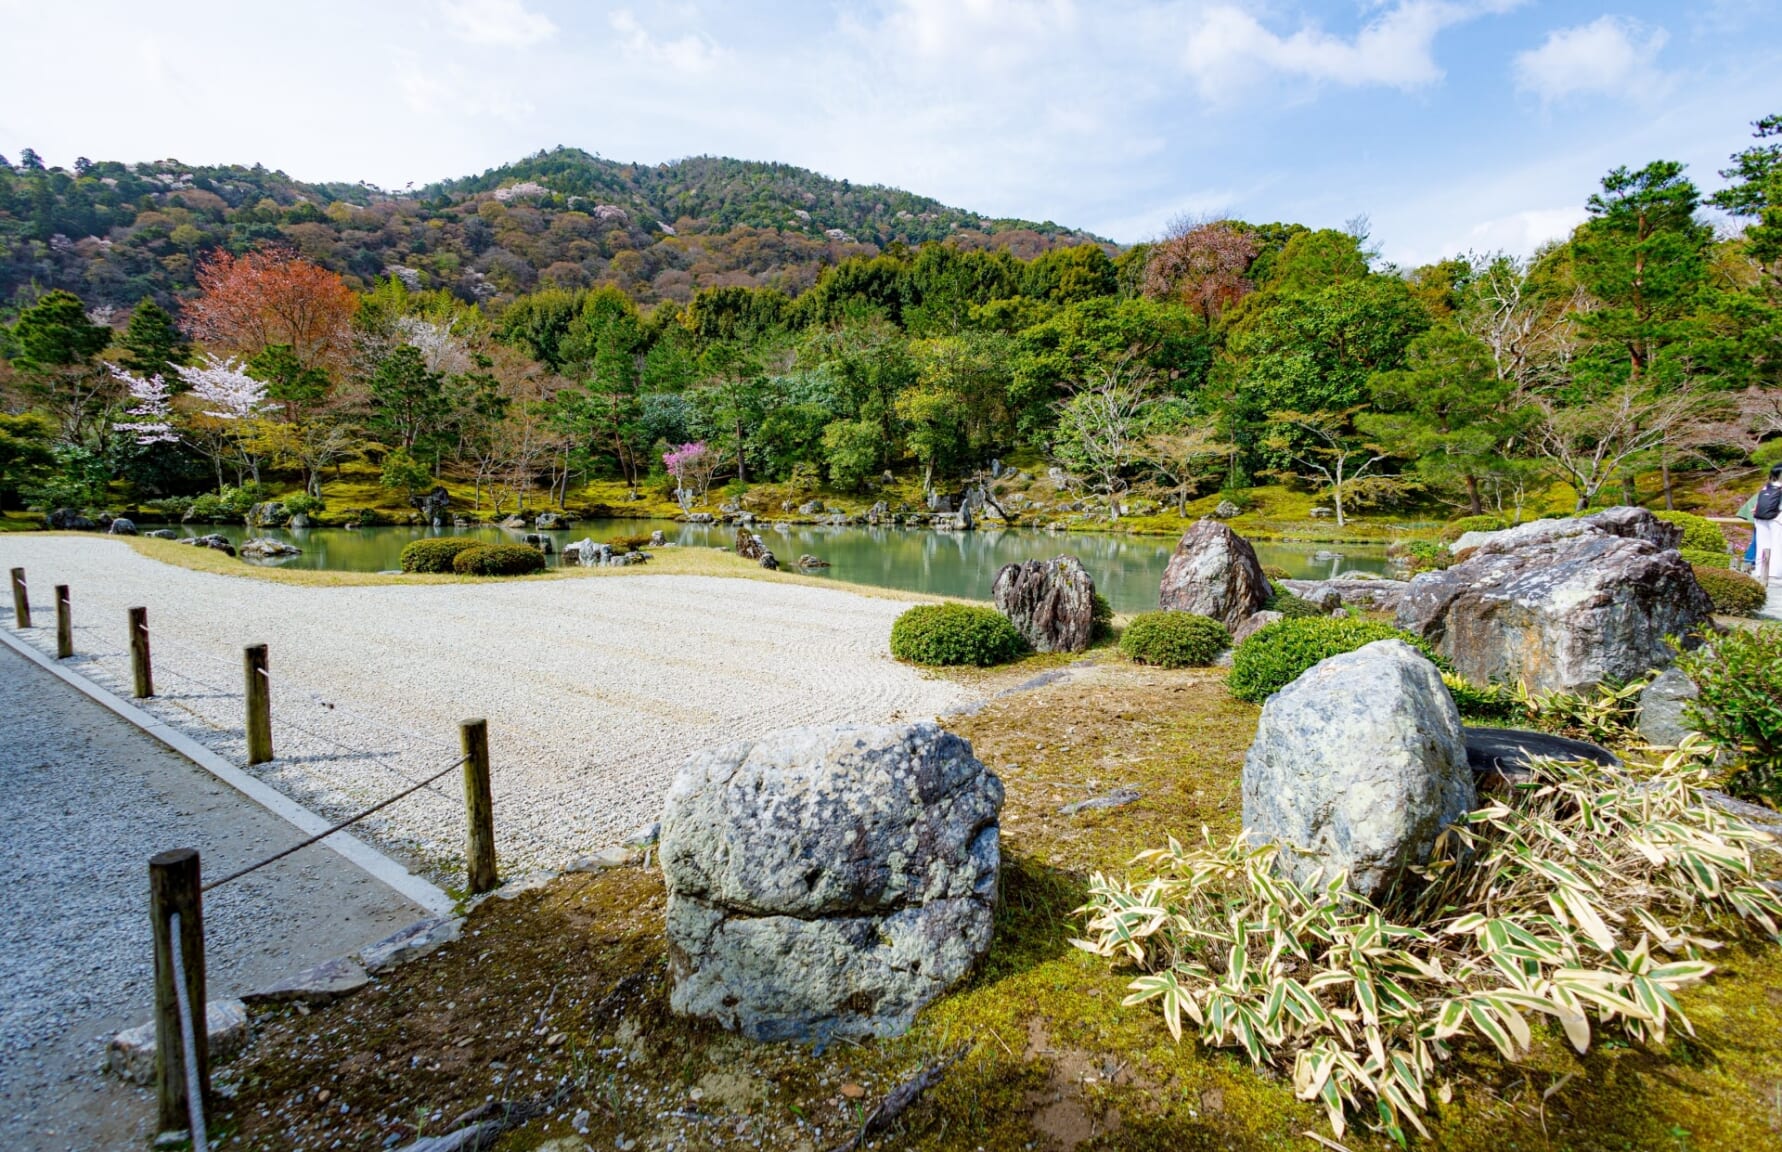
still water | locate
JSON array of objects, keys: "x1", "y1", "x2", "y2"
[{"x1": 200, "y1": 520, "x2": 1395, "y2": 616}]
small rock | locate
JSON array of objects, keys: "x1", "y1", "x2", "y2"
[
  {"x1": 109, "y1": 999, "x2": 250, "y2": 1085},
  {"x1": 840, "y1": 1083, "x2": 866, "y2": 1099},
  {"x1": 145, "y1": 529, "x2": 178, "y2": 540},
  {"x1": 546, "y1": 1032, "x2": 567, "y2": 1047},
  {"x1": 796, "y1": 554, "x2": 830, "y2": 569},
  {"x1": 108, "y1": 517, "x2": 138, "y2": 535},
  {"x1": 1231, "y1": 610, "x2": 1283, "y2": 647},
  {"x1": 358, "y1": 916, "x2": 461, "y2": 972},
  {"x1": 1213, "y1": 500, "x2": 1241, "y2": 519},
  {"x1": 245, "y1": 955, "x2": 369, "y2": 1004},
  {"x1": 45, "y1": 507, "x2": 97, "y2": 531},
  {"x1": 623, "y1": 822, "x2": 661, "y2": 848},
  {"x1": 1638, "y1": 666, "x2": 1700, "y2": 748},
  {"x1": 798, "y1": 500, "x2": 826, "y2": 515},
  {"x1": 563, "y1": 847, "x2": 641, "y2": 872},
  {"x1": 649, "y1": 530, "x2": 667, "y2": 547},
  {"x1": 1059, "y1": 787, "x2": 1140, "y2": 816}
]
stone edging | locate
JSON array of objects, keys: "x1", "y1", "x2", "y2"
[{"x1": 0, "y1": 626, "x2": 452, "y2": 916}]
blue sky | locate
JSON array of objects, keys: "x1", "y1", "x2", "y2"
[{"x1": 4, "y1": 1, "x2": 1781, "y2": 265}]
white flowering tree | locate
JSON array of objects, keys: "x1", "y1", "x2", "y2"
[{"x1": 109, "y1": 356, "x2": 280, "y2": 490}]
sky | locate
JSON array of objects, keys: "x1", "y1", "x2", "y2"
[{"x1": 4, "y1": 0, "x2": 1781, "y2": 266}]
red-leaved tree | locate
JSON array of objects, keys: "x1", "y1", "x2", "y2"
[
  {"x1": 182, "y1": 247, "x2": 358, "y2": 375},
  {"x1": 1143, "y1": 218, "x2": 1260, "y2": 325}
]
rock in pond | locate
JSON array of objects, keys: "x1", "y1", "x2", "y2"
[
  {"x1": 44, "y1": 508, "x2": 96, "y2": 531},
  {"x1": 145, "y1": 528, "x2": 178, "y2": 540},
  {"x1": 1158, "y1": 519, "x2": 1271, "y2": 631},
  {"x1": 534, "y1": 509, "x2": 570, "y2": 531},
  {"x1": 239, "y1": 537, "x2": 302, "y2": 558},
  {"x1": 796, "y1": 554, "x2": 830, "y2": 569},
  {"x1": 992, "y1": 555, "x2": 1097, "y2": 653},
  {"x1": 410, "y1": 485, "x2": 451, "y2": 526},
  {"x1": 661, "y1": 722, "x2": 1002, "y2": 1041},
  {"x1": 1242, "y1": 639, "x2": 1474, "y2": 899},
  {"x1": 1396, "y1": 507, "x2": 1713, "y2": 694},
  {"x1": 107, "y1": 516, "x2": 137, "y2": 536}
]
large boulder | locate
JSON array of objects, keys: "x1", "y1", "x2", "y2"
[
  {"x1": 107, "y1": 517, "x2": 137, "y2": 536},
  {"x1": 661, "y1": 722, "x2": 1002, "y2": 1042},
  {"x1": 992, "y1": 556, "x2": 1097, "y2": 653},
  {"x1": 1158, "y1": 519, "x2": 1271, "y2": 631},
  {"x1": 1242, "y1": 640, "x2": 1474, "y2": 899},
  {"x1": 45, "y1": 508, "x2": 96, "y2": 531},
  {"x1": 245, "y1": 501, "x2": 288, "y2": 529},
  {"x1": 1396, "y1": 507, "x2": 1712, "y2": 694},
  {"x1": 239, "y1": 537, "x2": 301, "y2": 559}
]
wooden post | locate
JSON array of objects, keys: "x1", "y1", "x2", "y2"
[
  {"x1": 54, "y1": 585, "x2": 72, "y2": 658},
  {"x1": 9, "y1": 567, "x2": 27, "y2": 629},
  {"x1": 244, "y1": 644, "x2": 272, "y2": 765},
  {"x1": 129, "y1": 607, "x2": 154, "y2": 698},
  {"x1": 150, "y1": 848, "x2": 209, "y2": 1136},
  {"x1": 461, "y1": 718, "x2": 497, "y2": 894}
]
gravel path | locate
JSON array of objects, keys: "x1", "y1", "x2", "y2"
[
  {"x1": 0, "y1": 640, "x2": 426, "y2": 1152},
  {"x1": 0, "y1": 538, "x2": 975, "y2": 883}
]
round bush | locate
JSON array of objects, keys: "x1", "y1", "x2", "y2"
[
  {"x1": 1692, "y1": 564, "x2": 1765, "y2": 615},
  {"x1": 1119, "y1": 612, "x2": 1230, "y2": 669},
  {"x1": 451, "y1": 543, "x2": 548, "y2": 577},
  {"x1": 1681, "y1": 548, "x2": 1731, "y2": 570},
  {"x1": 400, "y1": 537, "x2": 484, "y2": 574},
  {"x1": 890, "y1": 604, "x2": 1026, "y2": 666},
  {"x1": 1228, "y1": 617, "x2": 1442, "y2": 703},
  {"x1": 1654, "y1": 510, "x2": 1728, "y2": 554},
  {"x1": 1440, "y1": 514, "x2": 1508, "y2": 542}
]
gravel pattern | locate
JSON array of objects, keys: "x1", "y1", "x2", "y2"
[
  {"x1": 0, "y1": 641, "x2": 424, "y2": 1152},
  {"x1": 0, "y1": 539, "x2": 975, "y2": 884}
]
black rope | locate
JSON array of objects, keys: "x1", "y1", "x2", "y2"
[{"x1": 203, "y1": 753, "x2": 469, "y2": 892}]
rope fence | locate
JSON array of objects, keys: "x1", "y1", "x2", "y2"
[{"x1": 6, "y1": 566, "x2": 506, "y2": 1144}]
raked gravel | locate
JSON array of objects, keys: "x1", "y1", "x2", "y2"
[{"x1": 0, "y1": 537, "x2": 976, "y2": 883}]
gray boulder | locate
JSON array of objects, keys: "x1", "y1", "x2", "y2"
[
  {"x1": 1396, "y1": 507, "x2": 1712, "y2": 694},
  {"x1": 1158, "y1": 519, "x2": 1271, "y2": 631},
  {"x1": 534, "y1": 509, "x2": 569, "y2": 531},
  {"x1": 661, "y1": 722, "x2": 1002, "y2": 1041},
  {"x1": 107, "y1": 517, "x2": 137, "y2": 536},
  {"x1": 288, "y1": 512, "x2": 313, "y2": 529},
  {"x1": 649, "y1": 530, "x2": 667, "y2": 547},
  {"x1": 245, "y1": 501, "x2": 288, "y2": 528},
  {"x1": 798, "y1": 500, "x2": 825, "y2": 515},
  {"x1": 1278, "y1": 577, "x2": 1409, "y2": 613},
  {"x1": 1638, "y1": 667, "x2": 1700, "y2": 747},
  {"x1": 45, "y1": 508, "x2": 96, "y2": 531},
  {"x1": 992, "y1": 555, "x2": 1097, "y2": 653},
  {"x1": 1231, "y1": 609, "x2": 1284, "y2": 647},
  {"x1": 1242, "y1": 640, "x2": 1474, "y2": 899},
  {"x1": 797, "y1": 554, "x2": 830, "y2": 569},
  {"x1": 1214, "y1": 499, "x2": 1242, "y2": 519},
  {"x1": 522, "y1": 533, "x2": 554, "y2": 555},
  {"x1": 145, "y1": 529, "x2": 178, "y2": 540},
  {"x1": 239, "y1": 537, "x2": 301, "y2": 558}
]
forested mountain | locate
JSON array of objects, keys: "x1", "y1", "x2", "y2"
[{"x1": 0, "y1": 147, "x2": 1106, "y2": 315}]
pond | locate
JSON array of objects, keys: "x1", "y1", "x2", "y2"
[{"x1": 197, "y1": 520, "x2": 1398, "y2": 616}]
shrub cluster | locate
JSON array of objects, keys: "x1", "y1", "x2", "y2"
[
  {"x1": 1396, "y1": 539, "x2": 1453, "y2": 573},
  {"x1": 890, "y1": 604, "x2": 1026, "y2": 666},
  {"x1": 1264, "y1": 589, "x2": 1323, "y2": 619},
  {"x1": 1119, "y1": 611, "x2": 1229, "y2": 668},
  {"x1": 1677, "y1": 626, "x2": 1782, "y2": 802},
  {"x1": 1091, "y1": 591, "x2": 1114, "y2": 641},
  {"x1": 1692, "y1": 564, "x2": 1765, "y2": 615},
  {"x1": 1228, "y1": 616, "x2": 1441, "y2": 702},
  {"x1": 1440, "y1": 514, "x2": 1508, "y2": 541},
  {"x1": 1681, "y1": 548, "x2": 1731, "y2": 569},
  {"x1": 400, "y1": 537, "x2": 484, "y2": 574},
  {"x1": 1654, "y1": 510, "x2": 1729, "y2": 554},
  {"x1": 609, "y1": 533, "x2": 653, "y2": 551},
  {"x1": 451, "y1": 543, "x2": 548, "y2": 576}
]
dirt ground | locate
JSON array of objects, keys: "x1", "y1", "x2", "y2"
[{"x1": 210, "y1": 657, "x2": 1782, "y2": 1152}]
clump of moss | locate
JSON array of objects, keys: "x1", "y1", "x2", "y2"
[
  {"x1": 1692, "y1": 563, "x2": 1765, "y2": 615},
  {"x1": 1655, "y1": 509, "x2": 1729, "y2": 553}
]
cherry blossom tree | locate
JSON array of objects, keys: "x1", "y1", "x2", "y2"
[
  {"x1": 109, "y1": 364, "x2": 178, "y2": 445},
  {"x1": 664, "y1": 441, "x2": 723, "y2": 511}
]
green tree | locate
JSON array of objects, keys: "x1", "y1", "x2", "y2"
[
  {"x1": 10, "y1": 289, "x2": 114, "y2": 445},
  {"x1": 247, "y1": 343, "x2": 331, "y2": 419},
  {"x1": 117, "y1": 298, "x2": 188, "y2": 381},
  {"x1": 368, "y1": 344, "x2": 450, "y2": 452},
  {"x1": 557, "y1": 287, "x2": 647, "y2": 483},
  {"x1": 0, "y1": 411, "x2": 57, "y2": 509},
  {"x1": 821, "y1": 418, "x2": 882, "y2": 491},
  {"x1": 1358, "y1": 324, "x2": 1519, "y2": 514},
  {"x1": 894, "y1": 384, "x2": 968, "y2": 495},
  {"x1": 379, "y1": 446, "x2": 433, "y2": 500}
]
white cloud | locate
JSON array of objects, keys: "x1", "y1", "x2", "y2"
[
  {"x1": 609, "y1": 9, "x2": 724, "y2": 75},
  {"x1": 1460, "y1": 205, "x2": 1588, "y2": 255},
  {"x1": 1182, "y1": 1, "x2": 1500, "y2": 96},
  {"x1": 1512, "y1": 16, "x2": 1668, "y2": 101},
  {"x1": 442, "y1": 0, "x2": 556, "y2": 48}
]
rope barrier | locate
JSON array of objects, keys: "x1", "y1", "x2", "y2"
[
  {"x1": 202, "y1": 753, "x2": 470, "y2": 892},
  {"x1": 167, "y1": 911, "x2": 210, "y2": 1152}
]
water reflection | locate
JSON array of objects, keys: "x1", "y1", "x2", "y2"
[{"x1": 196, "y1": 519, "x2": 1396, "y2": 615}]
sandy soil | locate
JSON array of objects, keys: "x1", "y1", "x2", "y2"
[{"x1": 0, "y1": 537, "x2": 975, "y2": 883}]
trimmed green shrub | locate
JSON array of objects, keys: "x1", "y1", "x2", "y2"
[
  {"x1": 1676, "y1": 626, "x2": 1782, "y2": 802},
  {"x1": 1264, "y1": 589, "x2": 1323, "y2": 619},
  {"x1": 1091, "y1": 592, "x2": 1114, "y2": 640},
  {"x1": 1692, "y1": 564, "x2": 1765, "y2": 615},
  {"x1": 1440, "y1": 514, "x2": 1508, "y2": 541},
  {"x1": 1654, "y1": 510, "x2": 1728, "y2": 554},
  {"x1": 451, "y1": 543, "x2": 548, "y2": 577},
  {"x1": 1119, "y1": 612, "x2": 1230, "y2": 669},
  {"x1": 890, "y1": 604, "x2": 1026, "y2": 666},
  {"x1": 401, "y1": 537, "x2": 484, "y2": 574},
  {"x1": 1681, "y1": 548, "x2": 1731, "y2": 569},
  {"x1": 1228, "y1": 617, "x2": 1442, "y2": 703}
]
